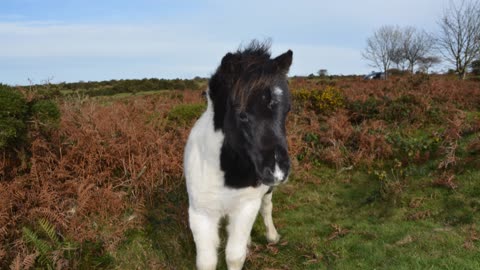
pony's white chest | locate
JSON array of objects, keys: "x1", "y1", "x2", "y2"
[{"x1": 184, "y1": 102, "x2": 268, "y2": 215}]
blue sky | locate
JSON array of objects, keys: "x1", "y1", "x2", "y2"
[{"x1": 0, "y1": 0, "x2": 457, "y2": 85}]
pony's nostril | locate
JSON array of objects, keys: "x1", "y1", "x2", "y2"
[
  {"x1": 238, "y1": 112, "x2": 248, "y2": 122},
  {"x1": 275, "y1": 152, "x2": 290, "y2": 172},
  {"x1": 273, "y1": 163, "x2": 285, "y2": 181}
]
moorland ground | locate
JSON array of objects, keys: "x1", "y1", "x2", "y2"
[{"x1": 1, "y1": 75, "x2": 480, "y2": 269}]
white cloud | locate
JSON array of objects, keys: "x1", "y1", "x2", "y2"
[
  {"x1": 0, "y1": 0, "x2": 460, "y2": 84},
  {"x1": 0, "y1": 22, "x2": 228, "y2": 57}
]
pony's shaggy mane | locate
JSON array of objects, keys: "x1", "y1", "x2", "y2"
[{"x1": 209, "y1": 40, "x2": 286, "y2": 113}]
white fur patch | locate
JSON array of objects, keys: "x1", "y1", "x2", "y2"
[
  {"x1": 273, "y1": 86, "x2": 283, "y2": 97},
  {"x1": 273, "y1": 163, "x2": 284, "y2": 181}
]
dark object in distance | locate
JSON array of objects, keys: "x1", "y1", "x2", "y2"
[{"x1": 364, "y1": 72, "x2": 385, "y2": 80}]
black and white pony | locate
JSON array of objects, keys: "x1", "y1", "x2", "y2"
[{"x1": 184, "y1": 42, "x2": 292, "y2": 270}]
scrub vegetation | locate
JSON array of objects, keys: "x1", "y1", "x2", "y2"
[{"x1": 1, "y1": 75, "x2": 480, "y2": 269}]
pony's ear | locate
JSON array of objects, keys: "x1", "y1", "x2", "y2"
[
  {"x1": 273, "y1": 50, "x2": 293, "y2": 74},
  {"x1": 220, "y1": 52, "x2": 237, "y2": 73}
]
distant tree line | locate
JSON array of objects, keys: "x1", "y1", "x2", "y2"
[
  {"x1": 363, "y1": 0, "x2": 480, "y2": 80},
  {"x1": 30, "y1": 78, "x2": 205, "y2": 97}
]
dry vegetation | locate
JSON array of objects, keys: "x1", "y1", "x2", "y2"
[
  {"x1": 1, "y1": 75, "x2": 480, "y2": 268},
  {"x1": 0, "y1": 90, "x2": 203, "y2": 268}
]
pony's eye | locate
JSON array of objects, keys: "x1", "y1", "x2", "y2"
[
  {"x1": 262, "y1": 92, "x2": 271, "y2": 102},
  {"x1": 238, "y1": 112, "x2": 248, "y2": 122}
]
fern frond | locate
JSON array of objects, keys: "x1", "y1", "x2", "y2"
[
  {"x1": 38, "y1": 218, "x2": 60, "y2": 246},
  {"x1": 9, "y1": 254, "x2": 22, "y2": 270},
  {"x1": 0, "y1": 248, "x2": 6, "y2": 260},
  {"x1": 22, "y1": 227, "x2": 39, "y2": 245},
  {"x1": 31, "y1": 207, "x2": 68, "y2": 229},
  {"x1": 0, "y1": 225, "x2": 8, "y2": 239},
  {"x1": 22, "y1": 252, "x2": 38, "y2": 270},
  {"x1": 22, "y1": 227, "x2": 52, "y2": 257},
  {"x1": 37, "y1": 255, "x2": 54, "y2": 270}
]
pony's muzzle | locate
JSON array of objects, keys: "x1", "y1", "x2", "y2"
[{"x1": 260, "y1": 155, "x2": 290, "y2": 186}]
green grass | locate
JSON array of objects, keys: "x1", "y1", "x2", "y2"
[
  {"x1": 260, "y1": 168, "x2": 480, "y2": 270},
  {"x1": 105, "y1": 90, "x2": 171, "y2": 98},
  {"x1": 111, "y1": 165, "x2": 480, "y2": 269},
  {"x1": 61, "y1": 89, "x2": 177, "y2": 100}
]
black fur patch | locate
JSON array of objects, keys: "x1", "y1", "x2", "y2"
[
  {"x1": 220, "y1": 144, "x2": 259, "y2": 188},
  {"x1": 208, "y1": 41, "x2": 292, "y2": 189}
]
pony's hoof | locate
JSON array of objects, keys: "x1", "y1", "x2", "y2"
[{"x1": 266, "y1": 233, "x2": 280, "y2": 244}]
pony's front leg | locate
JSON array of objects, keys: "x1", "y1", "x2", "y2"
[
  {"x1": 226, "y1": 200, "x2": 262, "y2": 270},
  {"x1": 189, "y1": 207, "x2": 221, "y2": 270},
  {"x1": 260, "y1": 192, "x2": 280, "y2": 243}
]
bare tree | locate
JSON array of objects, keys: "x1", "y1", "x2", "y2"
[
  {"x1": 402, "y1": 27, "x2": 435, "y2": 73},
  {"x1": 437, "y1": 0, "x2": 480, "y2": 79},
  {"x1": 388, "y1": 27, "x2": 435, "y2": 73},
  {"x1": 362, "y1": 25, "x2": 402, "y2": 79},
  {"x1": 418, "y1": 56, "x2": 442, "y2": 73},
  {"x1": 390, "y1": 46, "x2": 408, "y2": 71},
  {"x1": 318, "y1": 69, "x2": 328, "y2": 77}
]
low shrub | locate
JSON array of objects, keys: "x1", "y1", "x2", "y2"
[
  {"x1": 382, "y1": 95, "x2": 423, "y2": 124},
  {"x1": 31, "y1": 99, "x2": 61, "y2": 132},
  {"x1": 167, "y1": 103, "x2": 206, "y2": 126},
  {"x1": 347, "y1": 96, "x2": 381, "y2": 124},
  {"x1": 1, "y1": 85, "x2": 62, "y2": 149},
  {"x1": 370, "y1": 159, "x2": 405, "y2": 203},
  {"x1": 1, "y1": 84, "x2": 61, "y2": 180},
  {"x1": 386, "y1": 132, "x2": 441, "y2": 164},
  {"x1": 0, "y1": 84, "x2": 28, "y2": 149}
]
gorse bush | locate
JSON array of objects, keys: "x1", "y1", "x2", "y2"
[
  {"x1": 31, "y1": 100, "x2": 61, "y2": 132},
  {"x1": 0, "y1": 84, "x2": 28, "y2": 149},
  {"x1": 1, "y1": 85, "x2": 61, "y2": 150},
  {"x1": 315, "y1": 86, "x2": 345, "y2": 112},
  {"x1": 292, "y1": 86, "x2": 344, "y2": 114}
]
